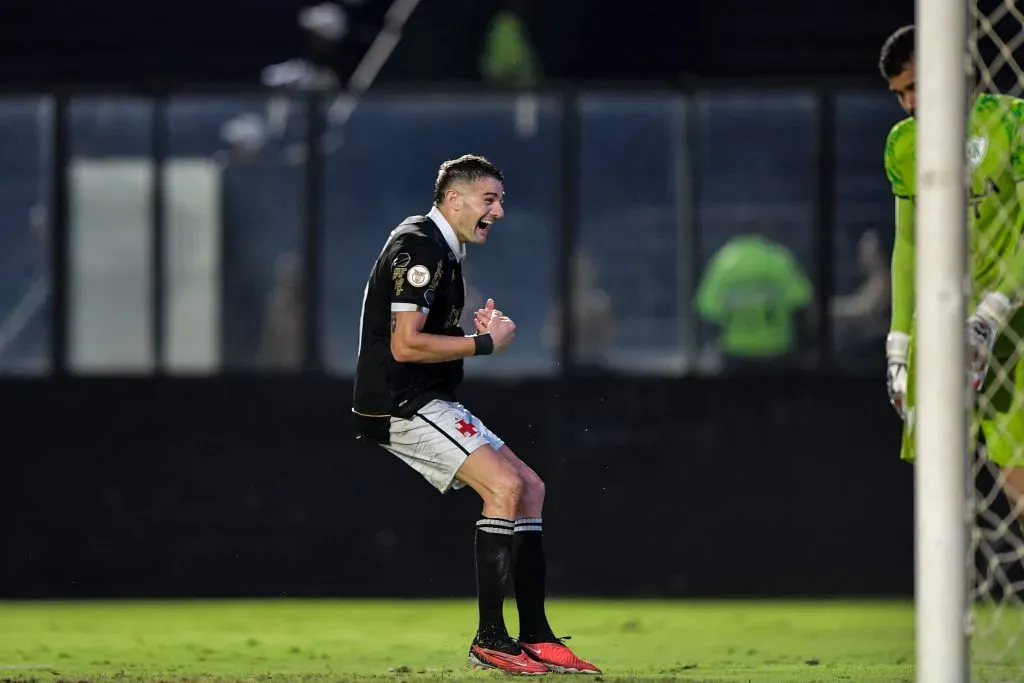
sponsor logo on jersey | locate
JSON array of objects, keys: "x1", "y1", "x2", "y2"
[{"x1": 968, "y1": 135, "x2": 989, "y2": 167}]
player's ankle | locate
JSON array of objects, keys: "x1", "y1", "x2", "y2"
[{"x1": 474, "y1": 628, "x2": 517, "y2": 652}]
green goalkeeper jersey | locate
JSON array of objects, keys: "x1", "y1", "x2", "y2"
[{"x1": 884, "y1": 93, "x2": 1024, "y2": 335}]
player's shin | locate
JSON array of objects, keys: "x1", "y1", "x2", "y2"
[
  {"x1": 512, "y1": 518, "x2": 557, "y2": 643},
  {"x1": 474, "y1": 518, "x2": 515, "y2": 646}
]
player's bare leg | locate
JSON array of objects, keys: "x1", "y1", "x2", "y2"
[
  {"x1": 498, "y1": 445, "x2": 602, "y2": 675},
  {"x1": 454, "y1": 445, "x2": 548, "y2": 675}
]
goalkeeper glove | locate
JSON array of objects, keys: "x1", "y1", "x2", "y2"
[
  {"x1": 967, "y1": 292, "x2": 1012, "y2": 391},
  {"x1": 886, "y1": 331, "x2": 910, "y2": 419}
]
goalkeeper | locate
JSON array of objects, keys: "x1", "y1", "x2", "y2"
[{"x1": 880, "y1": 25, "x2": 1024, "y2": 515}]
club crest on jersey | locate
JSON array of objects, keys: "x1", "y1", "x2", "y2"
[
  {"x1": 407, "y1": 265, "x2": 431, "y2": 288},
  {"x1": 967, "y1": 136, "x2": 988, "y2": 167}
]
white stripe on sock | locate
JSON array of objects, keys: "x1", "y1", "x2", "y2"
[
  {"x1": 476, "y1": 518, "x2": 515, "y2": 528},
  {"x1": 515, "y1": 518, "x2": 543, "y2": 532}
]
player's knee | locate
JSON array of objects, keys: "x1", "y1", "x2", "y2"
[
  {"x1": 520, "y1": 469, "x2": 545, "y2": 508},
  {"x1": 485, "y1": 467, "x2": 523, "y2": 518}
]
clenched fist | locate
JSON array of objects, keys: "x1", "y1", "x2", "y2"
[
  {"x1": 485, "y1": 310, "x2": 516, "y2": 352},
  {"x1": 474, "y1": 298, "x2": 502, "y2": 334}
]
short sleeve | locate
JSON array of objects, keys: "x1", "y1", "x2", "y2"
[
  {"x1": 884, "y1": 119, "x2": 916, "y2": 198},
  {"x1": 780, "y1": 249, "x2": 812, "y2": 309},
  {"x1": 388, "y1": 238, "x2": 446, "y2": 315}
]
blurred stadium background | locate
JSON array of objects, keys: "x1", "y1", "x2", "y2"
[{"x1": 1, "y1": 0, "x2": 999, "y2": 680}]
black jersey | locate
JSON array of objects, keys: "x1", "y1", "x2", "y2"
[{"x1": 352, "y1": 214, "x2": 466, "y2": 441}]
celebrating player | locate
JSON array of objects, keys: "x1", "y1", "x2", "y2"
[
  {"x1": 351, "y1": 154, "x2": 602, "y2": 675},
  {"x1": 880, "y1": 25, "x2": 1024, "y2": 517}
]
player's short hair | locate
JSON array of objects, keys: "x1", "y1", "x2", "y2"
[
  {"x1": 879, "y1": 25, "x2": 915, "y2": 79},
  {"x1": 433, "y1": 154, "x2": 504, "y2": 205}
]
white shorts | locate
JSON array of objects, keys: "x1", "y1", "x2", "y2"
[{"x1": 380, "y1": 399, "x2": 505, "y2": 493}]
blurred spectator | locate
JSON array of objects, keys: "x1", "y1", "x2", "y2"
[
  {"x1": 831, "y1": 228, "x2": 890, "y2": 368},
  {"x1": 695, "y1": 234, "x2": 813, "y2": 371},
  {"x1": 481, "y1": 0, "x2": 543, "y2": 139},
  {"x1": 262, "y1": 2, "x2": 347, "y2": 91},
  {"x1": 543, "y1": 251, "x2": 614, "y2": 371},
  {"x1": 258, "y1": 252, "x2": 305, "y2": 369},
  {"x1": 220, "y1": 113, "x2": 268, "y2": 162},
  {"x1": 259, "y1": 2, "x2": 350, "y2": 146},
  {"x1": 481, "y1": 0, "x2": 542, "y2": 87}
]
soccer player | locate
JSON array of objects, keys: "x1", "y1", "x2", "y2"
[
  {"x1": 880, "y1": 25, "x2": 1024, "y2": 518},
  {"x1": 351, "y1": 154, "x2": 602, "y2": 675}
]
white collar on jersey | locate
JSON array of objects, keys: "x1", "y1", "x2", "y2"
[{"x1": 427, "y1": 205, "x2": 466, "y2": 262}]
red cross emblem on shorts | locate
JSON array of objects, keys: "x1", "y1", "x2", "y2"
[{"x1": 456, "y1": 419, "x2": 477, "y2": 437}]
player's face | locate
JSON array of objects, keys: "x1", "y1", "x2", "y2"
[
  {"x1": 450, "y1": 177, "x2": 505, "y2": 245},
  {"x1": 888, "y1": 60, "x2": 916, "y2": 117}
]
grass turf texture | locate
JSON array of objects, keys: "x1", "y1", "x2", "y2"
[{"x1": 0, "y1": 599, "x2": 1019, "y2": 682}]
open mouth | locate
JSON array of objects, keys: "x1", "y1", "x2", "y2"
[{"x1": 475, "y1": 219, "x2": 493, "y2": 235}]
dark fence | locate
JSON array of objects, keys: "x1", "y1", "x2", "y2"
[{"x1": 0, "y1": 83, "x2": 915, "y2": 599}]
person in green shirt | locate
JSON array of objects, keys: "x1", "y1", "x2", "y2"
[
  {"x1": 480, "y1": 1, "x2": 541, "y2": 87},
  {"x1": 695, "y1": 234, "x2": 813, "y2": 369},
  {"x1": 880, "y1": 25, "x2": 1024, "y2": 516}
]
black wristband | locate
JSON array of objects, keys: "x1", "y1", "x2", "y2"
[{"x1": 473, "y1": 333, "x2": 494, "y2": 356}]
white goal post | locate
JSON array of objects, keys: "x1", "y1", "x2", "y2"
[
  {"x1": 914, "y1": 0, "x2": 970, "y2": 681},
  {"x1": 916, "y1": 0, "x2": 1024, "y2": 680}
]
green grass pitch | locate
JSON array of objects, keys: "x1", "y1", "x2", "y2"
[{"x1": 0, "y1": 599, "x2": 1020, "y2": 682}]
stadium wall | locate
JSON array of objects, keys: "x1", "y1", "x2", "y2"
[{"x1": 0, "y1": 376, "x2": 912, "y2": 600}]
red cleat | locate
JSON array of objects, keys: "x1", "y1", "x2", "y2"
[
  {"x1": 520, "y1": 639, "x2": 602, "y2": 675},
  {"x1": 469, "y1": 642, "x2": 550, "y2": 675}
]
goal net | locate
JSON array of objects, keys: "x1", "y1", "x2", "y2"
[{"x1": 966, "y1": 0, "x2": 1024, "y2": 680}]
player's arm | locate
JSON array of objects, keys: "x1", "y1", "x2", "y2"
[
  {"x1": 884, "y1": 121, "x2": 916, "y2": 417},
  {"x1": 391, "y1": 310, "x2": 484, "y2": 363},
  {"x1": 889, "y1": 196, "x2": 916, "y2": 336},
  {"x1": 885, "y1": 198, "x2": 915, "y2": 417},
  {"x1": 883, "y1": 120, "x2": 917, "y2": 336},
  {"x1": 388, "y1": 243, "x2": 510, "y2": 362}
]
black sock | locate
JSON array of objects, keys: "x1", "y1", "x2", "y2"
[
  {"x1": 474, "y1": 517, "x2": 515, "y2": 647},
  {"x1": 512, "y1": 517, "x2": 557, "y2": 643}
]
